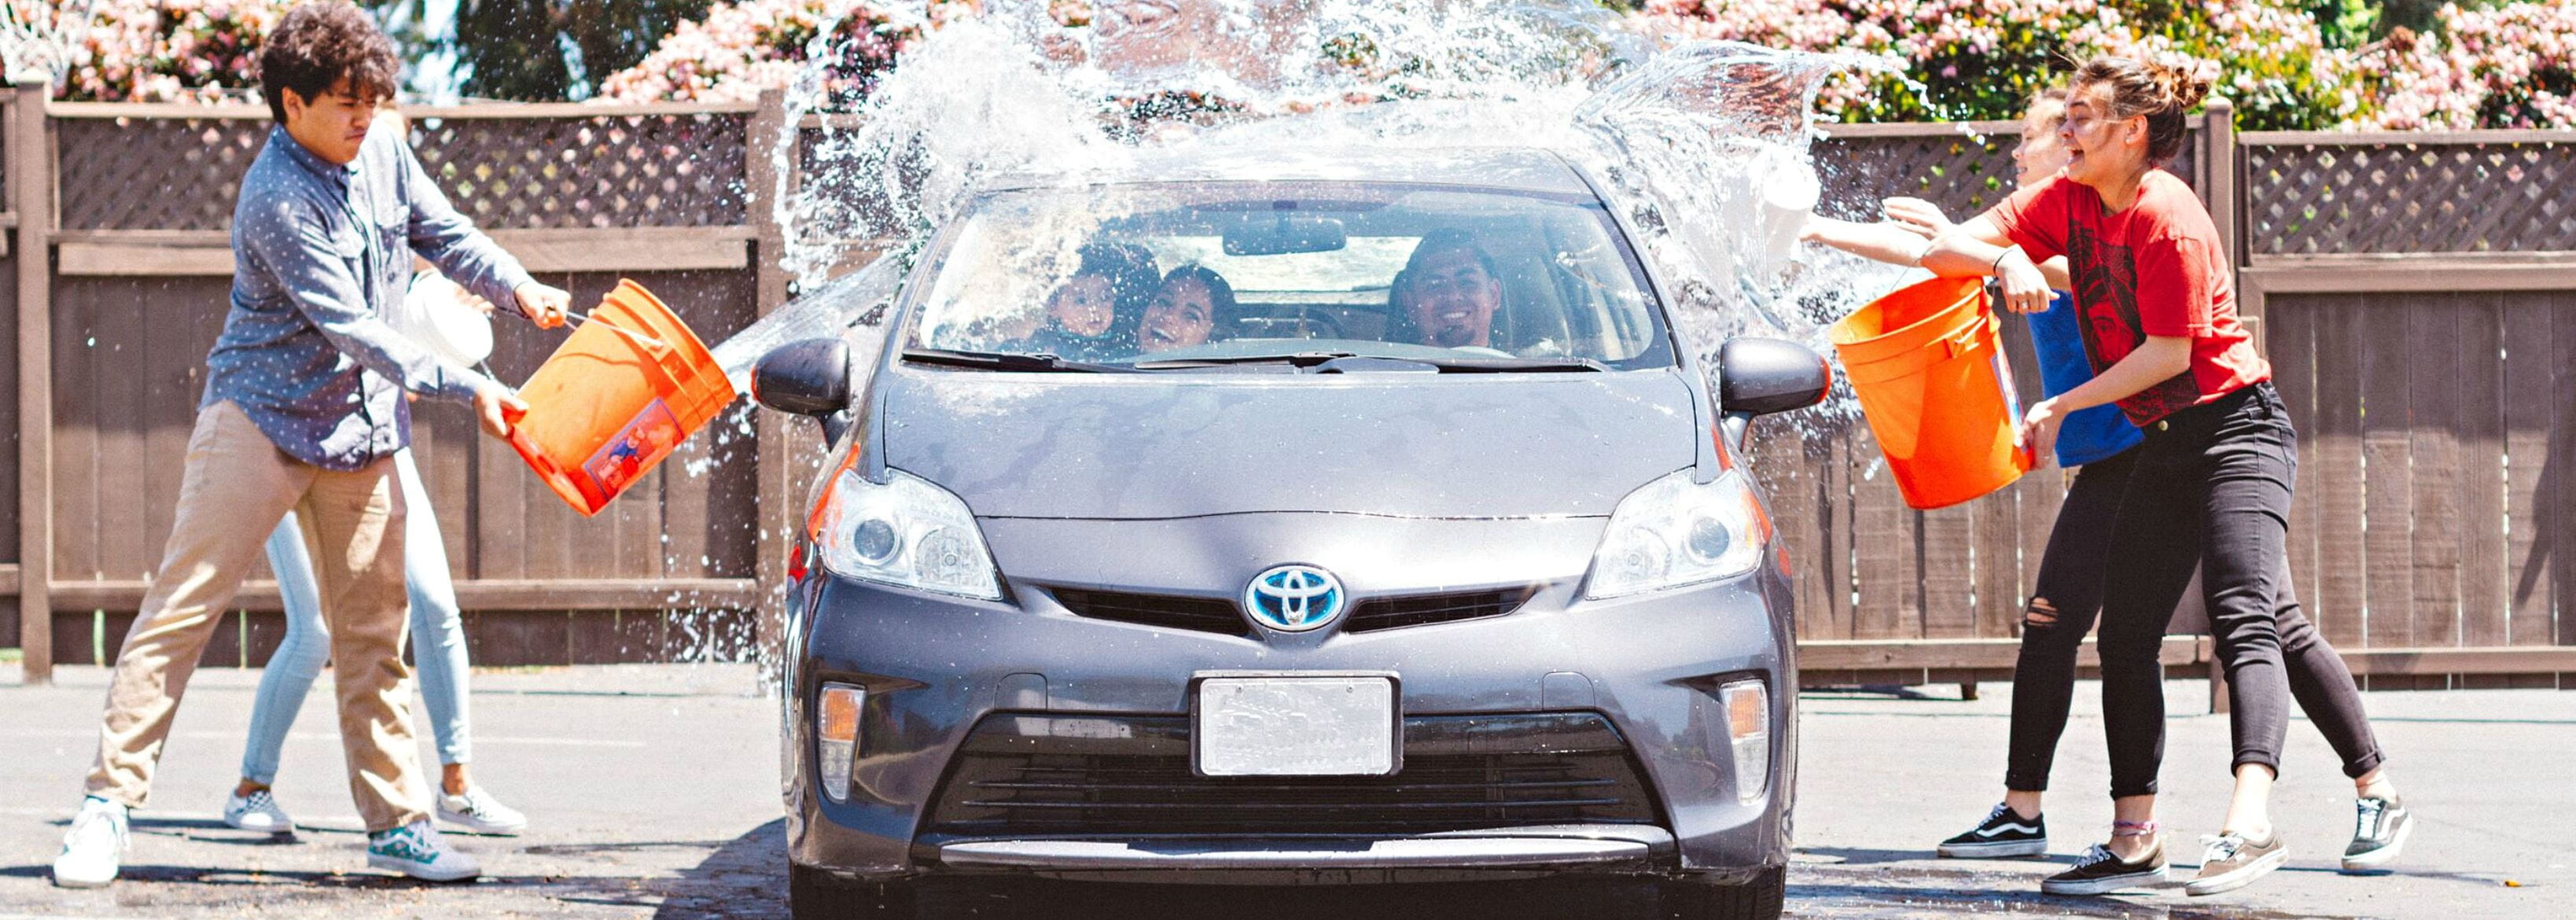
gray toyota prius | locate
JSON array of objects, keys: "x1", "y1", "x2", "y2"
[{"x1": 751, "y1": 147, "x2": 1833, "y2": 920}]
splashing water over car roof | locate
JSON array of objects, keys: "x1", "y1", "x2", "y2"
[{"x1": 715, "y1": 0, "x2": 1906, "y2": 423}]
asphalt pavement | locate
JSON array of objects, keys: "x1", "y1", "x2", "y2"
[{"x1": 0, "y1": 661, "x2": 2562, "y2": 919}]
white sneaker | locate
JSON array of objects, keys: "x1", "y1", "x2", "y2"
[
  {"x1": 436, "y1": 786, "x2": 528, "y2": 836},
  {"x1": 365, "y1": 819, "x2": 480, "y2": 881},
  {"x1": 52, "y1": 797, "x2": 128, "y2": 889},
  {"x1": 223, "y1": 788, "x2": 296, "y2": 834}
]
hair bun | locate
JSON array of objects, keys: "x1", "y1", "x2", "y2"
[{"x1": 2146, "y1": 61, "x2": 2212, "y2": 112}]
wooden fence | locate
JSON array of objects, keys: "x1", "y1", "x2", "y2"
[{"x1": 6, "y1": 87, "x2": 2573, "y2": 691}]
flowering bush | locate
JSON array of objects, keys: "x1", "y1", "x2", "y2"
[
  {"x1": 51, "y1": 0, "x2": 2576, "y2": 130},
  {"x1": 595, "y1": 0, "x2": 973, "y2": 104},
  {"x1": 1643, "y1": 0, "x2": 2576, "y2": 129},
  {"x1": 2350, "y1": 2, "x2": 2576, "y2": 129},
  {"x1": 57, "y1": 0, "x2": 296, "y2": 103},
  {"x1": 1637, "y1": 0, "x2": 2350, "y2": 128},
  {"x1": 2450, "y1": 2, "x2": 2576, "y2": 128}
]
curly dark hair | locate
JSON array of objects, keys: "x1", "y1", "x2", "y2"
[{"x1": 258, "y1": 2, "x2": 399, "y2": 122}]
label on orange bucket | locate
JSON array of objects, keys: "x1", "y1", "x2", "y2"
[
  {"x1": 583, "y1": 399, "x2": 685, "y2": 500},
  {"x1": 1989, "y1": 346, "x2": 2037, "y2": 472}
]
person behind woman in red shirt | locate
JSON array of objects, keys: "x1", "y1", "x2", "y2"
[{"x1": 1921, "y1": 57, "x2": 2409, "y2": 898}]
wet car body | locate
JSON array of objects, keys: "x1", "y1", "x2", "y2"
[{"x1": 762, "y1": 148, "x2": 1831, "y2": 918}]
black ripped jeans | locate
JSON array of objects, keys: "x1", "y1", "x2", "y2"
[{"x1": 2004, "y1": 383, "x2": 2385, "y2": 799}]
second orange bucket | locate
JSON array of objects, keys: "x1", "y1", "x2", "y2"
[
  {"x1": 1828, "y1": 276, "x2": 2033, "y2": 510},
  {"x1": 505, "y1": 279, "x2": 739, "y2": 517}
]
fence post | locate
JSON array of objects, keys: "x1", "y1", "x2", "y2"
[
  {"x1": 10, "y1": 79, "x2": 52, "y2": 684},
  {"x1": 2202, "y1": 99, "x2": 2248, "y2": 309},
  {"x1": 746, "y1": 89, "x2": 792, "y2": 678}
]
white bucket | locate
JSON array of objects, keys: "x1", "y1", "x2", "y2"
[
  {"x1": 388, "y1": 271, "x2": 495, "y2": 368},
  {"x1": 1751, "y1": 145, "x2": 1822, "y2": 260}
]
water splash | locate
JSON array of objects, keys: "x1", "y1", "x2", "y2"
[
  {"x1": 747, "y1": 3, "x2": 1903, "y2": 362},
  {"x1": 690, "y1": 0, "x2": 1938, "y2": 674}
]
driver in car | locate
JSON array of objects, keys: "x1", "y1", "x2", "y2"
[{"x1": 1390, "y1": 229, "x2": 1504, "y2": 350}]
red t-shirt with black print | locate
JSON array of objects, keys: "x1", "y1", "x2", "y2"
[{"x1": 1986, "y1": 171, "x2": 2269, "y2": 426}]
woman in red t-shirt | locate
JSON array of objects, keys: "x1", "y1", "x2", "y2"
[{"x1": 1923, "y1": 57, "x2": 2407, "y2": 898}]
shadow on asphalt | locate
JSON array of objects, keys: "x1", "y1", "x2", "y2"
[
  {"x1": 1795, "y1": 846, "x2": 2073, "y2": 867},
  {"x1": 0, "y1": 861, "x2": 479, "y2": 890},
  {"x1": 1790, "y1": 879, "x2": 2366, "y2": 920}
]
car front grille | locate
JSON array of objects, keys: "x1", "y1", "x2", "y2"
[
  {"x1": 1051, "y1": 587, "x2": 1246, "y2": 635},
  {"x1": 919, "y1": 712, "x2": 1661, "y2": 838},
  {"x1": 1050, "y1": 586, "x2": 1536, "y2": 635},
  {"x1": 1344, "y1": 587, "x2": 1536, "y2": 632}
]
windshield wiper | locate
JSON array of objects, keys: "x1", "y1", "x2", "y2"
[
  {"x1": 1410, "y1": 355, "x2": 1611, "y2": 373},
  {"x1": 1128, "y1": 351, "x2": 1363, "y2": 370},
  {"x1": 901, "y1": 348, "x2": 1133, "y2": 373},
  {"x1": 1128, "y1": 351, "x2": 1610, "y2": 373}
]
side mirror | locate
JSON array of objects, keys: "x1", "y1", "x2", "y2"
[
  {"x1": 753, "y1": 338, "x2": 852, "y2": 417},
  {"x1": 1716, "y1": 337, "x2": 1832, "y2": 449}
]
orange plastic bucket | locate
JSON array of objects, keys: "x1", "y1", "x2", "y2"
[
  {"x1": 505, "y1": 279, "x2": 738, "y2": 517},
  {"x1": 1828, "y1": 276, "x2": 2033, "y2": 510}
]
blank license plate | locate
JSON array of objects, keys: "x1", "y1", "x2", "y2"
[{"x1": 1194, "y1": 675, "x2": 1398, "y2": 777}]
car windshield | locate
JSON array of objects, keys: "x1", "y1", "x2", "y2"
[{"x1": 903, "y1": 182, "x2": 1673, "y2": 370}]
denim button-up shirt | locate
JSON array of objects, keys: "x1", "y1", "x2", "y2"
[{"x1": 207, "y1": 121, "x2": 536, "y2": 471}]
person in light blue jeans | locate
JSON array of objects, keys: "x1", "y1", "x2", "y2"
[{"x1": 224, "y1": 448, "x2": 529, "y2": 837}]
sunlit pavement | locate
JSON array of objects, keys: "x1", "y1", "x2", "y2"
[{"x1": 0, "y1": 662, "x2": 2563, "y2": 918}]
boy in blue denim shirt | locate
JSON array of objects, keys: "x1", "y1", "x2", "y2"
[{"x1": 55, "y1": 2, "x2": 569, "y2": 888}]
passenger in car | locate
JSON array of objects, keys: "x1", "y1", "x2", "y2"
[
  {"x1": 1389, "y1": 228, "x2": 1505, "y2": 349},
  {"x1": 1139, "y1": 264, "x2": 1236, "y2": 353},
  {"x1": 1030, "y1": 241, "x2": 1161, "y2": 359}
]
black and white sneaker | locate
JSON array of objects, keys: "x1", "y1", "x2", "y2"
[
  {"x1": 2041, "y1": 841, "x2": 2168, "y2": 895},
  {"x1": 1938, "y1": 802, "x2": 2048, "y2": 858},
  {"x1": 2341, "y1": 795, "x2": 2413, "y2": 873},
  {"x1": 223, "y1": 788, "x2": 295, "y2": 834}
]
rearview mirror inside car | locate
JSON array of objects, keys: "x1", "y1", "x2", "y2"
[
  {"x1": 1224, "y1": 215, "x2": 1348, "y2": 256},
  {"x1": 753, "y1": 338, "x2": 853, "y2": 417}
]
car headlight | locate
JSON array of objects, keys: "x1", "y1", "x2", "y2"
[
  {"x1": 1583, "y1": 468, "x2": 1771, "y2": 601},
  {"x1": 813, "y1": 467, "x2": 1003, "y2": 600}
]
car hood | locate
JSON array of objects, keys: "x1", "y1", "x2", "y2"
[{"x1": 877, "y1": 370, "x2": 1700, "y2": 520}]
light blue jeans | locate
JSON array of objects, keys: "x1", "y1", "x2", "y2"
[{"x1": 240, "y1": 449, "x2": 472, "y2": 784}]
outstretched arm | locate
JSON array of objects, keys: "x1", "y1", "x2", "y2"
[{"x1": 1800, "y1": 215, "x2": 1931, "y2": 267}]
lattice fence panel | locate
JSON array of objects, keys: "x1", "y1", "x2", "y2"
[
  {"x1": 1813, "y1": 131, "x2": 2015, "y2": 222},
  {"x1": 411, "y1": 112, "x2": 749, "y2": 230},
  {"x1": 1814, "y1": 126, "x2": 2199, "y2": 223},
  {"x1": 57, "y1": 116, "x2": 269, "y2": 231},
  {"x1": 2247, "y1": 141, "x2": 2576, "y2": 255}
]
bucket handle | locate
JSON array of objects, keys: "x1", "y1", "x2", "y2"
[
  {"x1": 569, "y1": 311, "x2": 672, "y2": 353},
  {"x1": 1938, "y1": 312, "x2": 1990, "y2": 360}
]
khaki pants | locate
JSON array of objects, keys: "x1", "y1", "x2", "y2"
[{"x1": 84, "y1": 400, "x2": 427, "y2": 832}]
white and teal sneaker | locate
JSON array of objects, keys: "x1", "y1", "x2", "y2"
[
  {"x1": 223, "y1": 788, "x2": 296, "y2": 834},
  {"x1": 366, "y1": 819, "x2": 481, "y2": 881},
  {"x1": 52, "y1": 796, "x2": 129, "y2": 889},
  {"x1": 436, "y1": 786, "x2": 528, "y2": 836}
]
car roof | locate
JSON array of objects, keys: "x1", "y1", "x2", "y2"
[{"x1": 980, "y1": 145, "x2": 1598, "y2": 197}]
